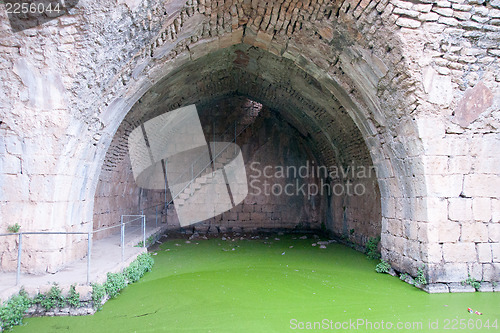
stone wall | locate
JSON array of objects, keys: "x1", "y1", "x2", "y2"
[
  {"x1": 0, "y1": 0, "x2": 498, "y2": 288},
  {"x1": 96, "y1": 95, "x2": 382, "y2": 241}
]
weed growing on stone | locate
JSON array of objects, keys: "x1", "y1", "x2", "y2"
[
  {"x1": 375, "y1": 259, "x2": 390, "y2": 273},
  {"x1": 34, "y1": 284, "x2": 65, "y2": 311},
  {"x1": 66, "y1": 285, "x2": 81, "y2": 308},
  {"x1": 7, "y1": 223, "x2": 21, "y2": 233},
  {"x1": 0, "y1": 254, "x2": 155, "y2": 330},
  {"x1": 400, "y1": 273, "x2": 411, "y2": 283},
  {"x1": 415, "y1": 265, "x2": 427, "y2": 287},
  {"x1": 104, "y1": 273, "x2": 127, "y2": 299},
  {"x1": 91, "y1": 283, "x2": 106, "y2": 311},
  {"x1": 365, "y1": 236, "x2": 381, "y2": 260},
  {"x1": 124, "y1": 253, "x2": 154, "y2": 283},
  {"x1": 461, "y1": 274, "x2": 481, "y2": 291},
  {"x1": 0, "y1": 289, "x2": 32, "y2": 331},
  {"x1": 136, "y1": 235, "x2": 156, "y2": 247}
]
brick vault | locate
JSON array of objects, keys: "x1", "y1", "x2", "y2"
[{"x1": 0, "y1": 0, "x2": 499, "y2": 289}]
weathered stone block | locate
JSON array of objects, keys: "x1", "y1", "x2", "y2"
[
  {"x1": 413, "y1": 3, "x2": 433, "y2": 12},
  {"x1": 474, "y1": 134, "x2": 500, "y2": 158},
  {"x1": 472, "y1": 197, "x2": 491, "y2": 222},
  {"x1": 418, "y1": 223, "x2": 439, "y2": 243},
  {"x1": 396, "y1": 17, "x2": 422, "y2": 28},
  {"x1": 453, "y1": 81, "x2": 493, "y2": 127},
  {"x1": 424, "y1": 197, "x2": 448, "y2": 223},
  {"x1": 4, "y1": 136, "x2": 24, "y2": 155},
  {"x1": 468, "y1": 262, "x2": 483, "y2": 281},
  {"x1": 448, "y1": 282, "x2": 476, "y2": 292},
  {"x1": 477, "y1": 243, "x2": 492, "y2": 263},
  {"x1": 423, "y1": 283, "x2": 450, "y2": 293},
  {"x1": 453, "y1": 11, "x2": 472, "y2": 20},
  {"x1": 405, "y1": 240, "x2": 421, "y2": 260},
  {"x1": 426, "y1": 175, "x2": 463, "y2": 197},
  {"x1": 492, "y1": 243, "x2": 500, "y2": 262},
  {"x1": 461, "y1": 222, "x2": 488, "y2": 242},
  {"x1": 1, "y1": 174, "x2": 30, "y2": 201},
  {"x1": 429, "y1": 262, "x2": 468, "y2": 283},
  {"x1": 419, "y1": 12, "x2": 440, "y2": 21},
  {"x1": 436, "y1": 1, "x2": 451, "y2": 8},
  {"x1": 492, "y1": 199, "x2": 500, "y2": 222},
  {"x1": 421, "y1": 242, "x2": 443, "y2": 263},
  {"x1": 443, "y1": 242, "x2": 475, "y2": 262},
  {"x1": 473, "y1": 158, "x2": 500, "y2": 174},
  {"x1": 433, "y1": 7, "x2": 454, "y2": 16},
  {"x1": 437, "y1": 221, "x2": 460, "y2": 242},
  {"x1": 393, "y1": 7, "x2": 420, "y2": 18},
  {"x1": 489, "y1": 224, "x2": 500, "y2": 242},
  {"x1": 381, "y1": 197, "x2": 396, "y2": 219},
  {"x1": 448, "y1": 198, "x2": 472, "y2": 222},
  {"x1": 463, "y1": 174, "x2": 500, "y2": 197},
  {"x1": 387, "y1": 218, "x2": 403, "y2": 236},
  {"x1": 448, "y1": 156, "x2": 471, "y2": 174},
  {"x1": 482, "y1": 263, "x2": 500, "y2": 281},
  {"x1": 417, "y1": 116, "x2": 446, "y2": 139},
  {"x1": 422, "y1": 155, "x2": 448, "y2": 174},
  {"x1": 0, "y1": 154, "x2": 22, "y2": 174}
]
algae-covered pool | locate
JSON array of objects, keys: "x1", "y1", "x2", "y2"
[{"x1": 12, "y1": 235, "x2": 500, "y2": 332}]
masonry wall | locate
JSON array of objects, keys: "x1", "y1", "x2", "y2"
[
  {"x1": 93, "y1": 93, "x2": 382, "y2": 242},
  {"x1": 0, "y1": 0, "x2": 498, "y2": 288}
]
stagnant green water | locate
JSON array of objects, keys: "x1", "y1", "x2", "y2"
[{"x1": 12, "y1": 235, "x2": 499, "y2": 332}]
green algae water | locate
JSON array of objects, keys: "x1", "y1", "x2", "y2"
[{"x1": 11, "y1": 235, "x2": 500, "y2": 333}]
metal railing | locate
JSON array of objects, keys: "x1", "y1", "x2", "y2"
[
  {"x1": 0, "y1": 214, "x2": 146, "y2": 286},
  {"x1": 0, "y1": 117, "x2": 255, "y2": 288}
]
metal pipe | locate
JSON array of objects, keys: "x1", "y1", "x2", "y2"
[
  {"x1": 121, "y1": 215, "x2": 125, "y2": 262},
  {"x1": 87, "y1": 232, "x2": 92, "y2": 285},
  {"x1": 16, "y1": 233, "x2": 22, "y2": 285},
  {"x1": 142, "y1": 215, "x2": 146, "y2": 249}
]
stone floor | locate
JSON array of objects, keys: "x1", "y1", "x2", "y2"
[{"x1": 0, "y1": 222, "x2": 166, "y2": 303}]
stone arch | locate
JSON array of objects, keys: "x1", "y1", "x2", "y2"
[
  {"x1": 86, "y1": 7, "x2": 428, "y2": 276},
  {"x1": 1, "y1": 0, "x2": 440, "y2": 280}
]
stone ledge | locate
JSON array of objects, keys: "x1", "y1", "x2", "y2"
[
  {"x1": 448, "y1": 282, "x2": 476, "y2": 293},
  {"x1": 422, "y1": 282, "x2": 499, "y2": 293},
  {"x1": 422, "y1": 283, "x2": 450, "y2": 293}
]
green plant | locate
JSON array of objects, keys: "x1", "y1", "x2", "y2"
[
  {"x1": 136, "y1": 235, "x2": 156, "y2": 247},
  {"x1": 123, "y1": 260, "x2": 142, "y2": 283},
  {"x1": 461, "y1": 274, "x2": 481, "y2": 291},
  {"x1": 123, "y1": 253, "x2": 153, "y2": 284},
  {"x1": 104, "y1": 272, "x2": 127, "y2": 299},
  {"x1": 91, "y1": 283, "x2": 105, "y2": 311},
  {"x1": 7, "y1": 223, "x2": 21, "y2": 233},
  {"x1": 0, "y1": 289, "x2": 32, "y2": 330},
  {"x1": 365, "y1": 236, "x2": 381, "y2": 260},
  {"x1": 136, "y1": 253, "x2": 154, "y2": 272},
  {"x1": 66, "y1": 284, "x2": 80, "y2": 308},
  {"x1": 415, "y1": 265, "x2": 427, "y2": 287},
  {"x1": 34, "y1": 284, "x2": 66, "y2": 311},
  {"x1": 400, "y1": 273, "x2": 410, "y2": 281},
  {"x1": 375, "y1": 259, "x2": 391, "y2": 273}
]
